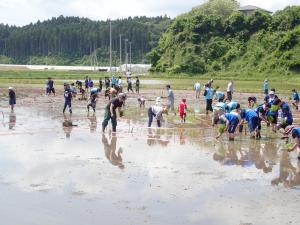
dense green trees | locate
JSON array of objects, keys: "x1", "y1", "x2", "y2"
[
  {"x1": 149, "y1": 0, "x2": 300, "y2": 74},
  {"x1": 0, "y1": 16, "x2": 171, "y2": 65}
]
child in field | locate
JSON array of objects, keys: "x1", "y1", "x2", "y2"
[
  {"x1": 292, "y1": 89, "x2": 299, "y2": 111},
  {"x1": 212, "y1": 102, "x2": 227, "y2": 126},
  {"x1": 263, "y1": 80, "x2": 269, "y2": 95},
  {"x1": 135, "y1": 77, "x2": 140, "y2": 94},
  {"x1": 204, "y1": 84, "x2": 214, "y2": 115},
  {"x1": 8, "y1": 87, "x2": 16, "y2": 112},
  {"x1": 178, "y1": 98, "x2": 187, "y2": 123},
  {"x1": 214, "y1": 86, "x2": 225, "y2": 102},
  {"x1": 46, "y1": 77, "x2": 55, "y2": 96},
  {"x1": 138, "y1": 97, "x2": 146, "y2": 107},
  {"x1": 240, "y1": 109, "x2": 261, "y2": 139},
  {"x1": 287, "y1": 128, "x2": 300, "y2": 161},
  {"x1": 63, "y1": 84, "x2": 73, "y2": 114},
  {"x1": 87, "y1": 88, "x2": 100, "y2": 113},
  {"x1": 248, "y1": 96, "x2": 257, "y2": 108},
  {"x1": 226, "y1": 101, "x2": 240, "y2": 113}
]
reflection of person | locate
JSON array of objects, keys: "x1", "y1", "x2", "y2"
[
  {"x1": 62, "y1": 115, "x2": 74, "y2": 138},
  {"x1": 9, "y1": 113, "x2": 16, "y2": 130},
  {"x1": 88, "y1": 114, "x2": 97, "y2": 133},
  {"x1": 147, "y1": 129, "x2": 169, "y2": 147},
  {"x1": 102, "y1": 133, "x2": 124, "y2": 169}
]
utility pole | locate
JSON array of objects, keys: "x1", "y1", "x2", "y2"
[
  {"x1": 129, "y1": 42, "x2": 132, "y2": 72},
  {"x1": 109, "y1": 20, "x2": 112, "y2": 74},
  {"x1": 119, "y1": 34, "x2": 123, "y2": 73},
  {"x1": 125, "y1": 39, "x2": 128, "y2": 72}
]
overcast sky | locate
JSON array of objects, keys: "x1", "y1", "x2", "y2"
[{"x1": 0, "y1": 0, "x2": 299, "y2": 26}]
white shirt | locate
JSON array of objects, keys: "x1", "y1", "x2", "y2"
[
  {"x1": 227, "y1": 82, "x2": 233, "y2": 92},
  {"x1": 118, "y1": 79, "x2": 123, "y2": 86},
  {"x1": 194, "y1": 83, "x2": 201, "y2": 91},
  {"x1": 151, "y1": 106, "x2": 163, "y2": 120}
]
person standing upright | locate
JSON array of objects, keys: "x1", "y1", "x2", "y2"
[
  {"x1": 8, "y1": 87, "x2": 16, "y2": 112},
  {"x1": 263, "y1": 79, "x2": 269, "y2": 96},
  {"x1": 226, "y1": 80, "x2": 234, "y2": 102},
  {"x1": 166, "y1": 85, "x2": 176, "y2": 115},
  {"x1": 194, "y1": 82, "x2": 201, "y2": 99}
]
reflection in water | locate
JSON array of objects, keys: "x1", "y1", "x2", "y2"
[
  {"x1": 62, "y1": 115, "x2": 74, "y2": 139},
  {"x1": 179, "y1": 128, "x2": 186, "y2": 145},
  {"x1": 213, "y1": 140, "x2": 273, "y2": 173},
  {"x1": 9, "y1": 113, "x2": 16, "y2": 130},
  {"x1": 87, "y1": 114, "x2": 97, "y2": 133},
  {"x1": 271, "y1": 151, "x2": 300, "y2": 188},
  {"x1": 102, "y1": 133, "x2": 124, "y2": 170},
  {"x1": 147, "y1": 128, "x2": 170, "y2": 147}
]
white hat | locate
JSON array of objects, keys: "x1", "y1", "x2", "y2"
[
  {"x1": 269, "y1": 91, "x2": 275, "y2": 95},
  {"x1": 8, "y1": 87, "x2": 13, "y2": 90},
  {"x1": 156, "y1": 97, "x2": 161, "y2": 102}
]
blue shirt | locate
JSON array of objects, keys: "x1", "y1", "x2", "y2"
[
  {"x1": 215, "y1": 102, "x2": 227, "y2": 111},
  {"x1": 215, "y1": 91, "x2": 225, "y2": 100},
  {"x1": 64, "y1": 89, "x2": 72, "y2": 101},
  {"x1": 227, "y1": 101, "x2": 238, "y2": 112},
  {"x1": 293, "y1": 92, "x2": 299, "y2": 101},
  {"x1": 243, "y1": 109, "x2": 258, "y2": 122},
  {"x1": 281, "y1": 102, "x2": 293, "y2": 123},
  {"x1": 293, "y1": 128, "x2": 300, "y2": 138},
  {"x1": 263, "y1": 82, "x2": 269, "y2": 90},
  {"x1": 205, "y1": 87, "x2": 214, "y2": 100},
  {"x1": 255, "y1": 104, "x2": 267, "y2": 116},
  {"x1": 224, "y1": 113, "x2": 240, "y2": 123}
]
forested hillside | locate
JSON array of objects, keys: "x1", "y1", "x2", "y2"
[
  {"x1": 149, "y1": 0, "x2": 300, "y2": 75},
  {"x1": 0, "y1": 16, "x2": 171, "y2": 65}
]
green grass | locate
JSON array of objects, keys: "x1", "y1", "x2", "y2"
[{"x1": 0, "y1": 69, "x2": 299, "y2": 94}]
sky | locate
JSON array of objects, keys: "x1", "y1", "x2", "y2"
[{"x1": 0, "y1": 0, "x2": 299, "y2": 26}]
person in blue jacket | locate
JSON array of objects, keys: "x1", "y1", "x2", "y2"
[
  {"x1": 240, "y1": 109, "x2": 261, "y2": 139},
  {"x1": 216, "y1": 112, "x2": 241, "y2": 141},
  {"x1": 226, "y1": 101, "x2": 240, "y2": 113},
  {"x1": 292, "y1": 89, "x2": 299, "y2": 111}
]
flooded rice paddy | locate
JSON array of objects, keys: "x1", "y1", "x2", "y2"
[{"x1": 0, "y1": 87, "x2": 300, "y2": 225}]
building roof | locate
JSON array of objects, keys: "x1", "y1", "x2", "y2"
[{"x1": 239, "y1": 5, "x2": 272, "y2": 14}]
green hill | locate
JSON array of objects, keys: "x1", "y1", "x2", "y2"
[
  {"x1": 148, "y1": 0, "x2": 300, "y2": 76},
  {"x1": 0, "y1": 16, "x2": 171, "y2": 65}
]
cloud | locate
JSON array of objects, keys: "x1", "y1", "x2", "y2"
[{"x1": 0, "y1": 0, "x2": 299, "y2": 26}]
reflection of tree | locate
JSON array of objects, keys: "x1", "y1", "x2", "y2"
[
  {"x1": 147, "y1": 128, "x2": 169, "y2": 147},
  {"x1": 9, "y1": 113, "x2": 16, "y2": 130},
  {"x1": 87, "y1": 114, "x2": 97, "y2": 133},
  {"x1": 271, "y1": 151, "x2": 300, "y2": 188},
  {"x1": 102, "y1": 134, "x2": 124, "y2": 170}
]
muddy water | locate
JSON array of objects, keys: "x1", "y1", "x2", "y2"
[{"x1": 0, "y1": 100, "x2": 300, "y2": 225}]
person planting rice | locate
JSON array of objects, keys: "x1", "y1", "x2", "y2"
[
  {"x1": 212, "y1": 101, "x2": 227, "y2": 126},
  {"x1": 166, "y1": 85, "x2": 176, "y2": 115},
  {"x1": 204, "y1": 84, "x2": 214, "y2": 115},
  {"x1": 8, "y1": 87, "x2": 16, "y2": 112},
  {"x1": 63, "y1": 84, "x2": 73, "y2": 114},
  {"x1": 255, "y1": 103, "x2": 270, "y2": 125},
  {"x1": 226, "y1": 101, "x2": 240, "y2": 113},
  {"x1": 292, "y1": 89, "x2": 299, "y2": 111},
  {"x1": 137, "y1": 97, "x2": 146, "y2": 107},
  {"x1": 277, "y1": 100, "x2": 293, "y2": 134},
  {"x1": 84, "y1": 76, "x2": 89, "y2": 92},
  {"x1": 102, "y1": 93, "x2": 126, "y2": 133},
  {"x1": 216, "y1": 112, "x2": 241, "y2": 141},
  {"x1": 265, "y1": 90, "x2": 278, "y2": 104},
  {"x1": 214, "y1": 86, "x2": 225, "y2": 102},
  {"x1": 178, "y1": 98, "x2": 187, "y2": 123},
  {"x1": 248, "y1": 96, "x2": 257, "y2": 108},
  {"x1": 240, "y1": 109, "x2": 262, "y2": 139},
  {"x1": 266, "y1": 98, "x2": 281, "y2": 132},
  {"x1": 287, "y1": 128, "x2": 300, "y2": 161},
  {"x1": 148, "y1": 105, "x2": 168, "y2": 127},
  {"x1": 87, "y1": 88, "x2": 100, "y2": 113},
  {"x1": 194, "y1": 82, "x2": 201, "y2": 99}
]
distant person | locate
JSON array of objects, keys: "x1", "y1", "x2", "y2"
[
  {"x1": 135, "y1": 77, "x2": 140, "y2": 94},
  {"x1": 292, "y1": 89, "x2": 299, "y2": 111},
  {"x1": 204, "y1": 84, "x2": 214, "y2": 115},
  {"x1": 102, "y1": 93, "x2": 126, "y2": 133},
  {"x1": 126, "y1": 70, "x2": 131, "y2": 79},
  {"x1": 194, "y1": 82, "x2": 201, "y2": 99},
  {"x1": 127, "y1": 77, "x2": 134, "y2": 93},
  {"x1": 87, "y1": 88, "x2": 100, "y2": 113},
  {"x1": 117, "y1": 76, "x2": 123, "y2": 93},
  {"x1": 138, "y1": 97, "x2": 146, "y2": 107},
  {"x1": 105, "y1": 77, "x2": 110, "y2": 89},
  {"x1": 178, "y1": 98, "x2": 187, "y2": 123},
  {"x1": 88, "y1": 77, "x2": 94, "y2": 91},
  {"x1": 263, "y1": 80, "x2": 269, "y2": 96},
  {"x1": 214, "y1": 86, "x2": 225, "y2": 102},
  {"x1": 99, "y1": 78, "x2": 103, "y2": 93},
  {"x1": 84, "y1": 76, "x2": 89, "y2": 92},
  {"x1": 166, "y1": 85, "x2": 175, "y2": 115},
  {"x1": 111, "y1": 75, "x2": 118, "y2": 88},
  {"x1": 63, "y1": 84, "x2": 73, "y2": 114},
  {"x1": 226, "y1": 80, "x2": 234, "y2": 102},
  {"x1": 46, "y1": 77, "x2": 55, "y2": 96},
  {"x1": 148, "y1": 105, "x2": 168, "y2": 127},
  {"x1": 8, "y1": 87, "x2": 16, "y2": 112}
]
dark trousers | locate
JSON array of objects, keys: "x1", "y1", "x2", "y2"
[
  {"x1": 227, "y1": 91, "x2": 232, "y2": 101},
  {"x1": 148, "y1": 108, "x2": 161, "y2": 127},
  {"x1": 63, "y1": 100, "x2": 72, "y2": 113},
  {"x1": 87, "y1": 102, "x2": 96, "y2": 112},
  {"x1": 102, "y1": 109, "x2": 117, "y2": 132}
]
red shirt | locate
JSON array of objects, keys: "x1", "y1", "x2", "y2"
[{"x1": 179, "y1": 102, "x2": 187, "y2": 114}]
